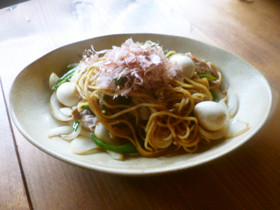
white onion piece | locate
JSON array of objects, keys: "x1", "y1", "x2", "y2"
[
  {"x1": 80, "y1": 129, "x2": 91, "y2": 138},
  {"x1": 218, "y1": 99, "x2": 230, "y2": 117},
  {"x1": 106, "y1": 150, "x2": 124, "y2": 161},
  {"x1": 200, "y1": 118, "x2": 249, "y2": 140},
  {"x1": 225, "y1": 119, "x2": 249, "y2": 138},
  {"x1": 70, "y1": 136, "x2": 100, "y2": 155},
  {"x1": 50, "y1": 92, "x2": 73, "y2": 121},
  {"x1": 61, "y1": 124, "x2": 81, "y2": 141},
  {"x1": 227, "y1": 87, "x2": 238, "y2": 117},
  {"x1": 199, "y1": 125, "x2": 228, "y2": 140},
  {"x1": 48, "y1": 126, "x2": 73, "y2": 137},
  {"x1": 49, "y1": 72, "x2": 59, "y2": 89},
  {"x1": 218, "y1": 98, "x2": 227, "y2": 108},
  {"x1": 59, "y1": 107, "x2": 73, "y2": 116},
  {"x1": 94, "y1": 123, "x2": 111, "y2": 143}
]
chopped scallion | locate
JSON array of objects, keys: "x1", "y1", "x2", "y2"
[
  {"x1": 165, "y1": 51, "x2": 176, "y2": 58},
  {"x1": 114, "y1": 77, "x2": 127, "y2": 85},
  {"x1": 210, "y1": 90, "x2": 220, "y2": 102},
  {"x1": 198, "y1": 74, "x2": 217, "y2": 80},
  {"x1": 81, "y1": 105, "x2": 90, "y2": 109},
  {"x1": 52, "y1": 65, "x2": 78, "y2": 90},
  {"x1": 73, "y1": 120, "x2": 80, "y2": 131},
  {"x1": 91, "y1": 135, "x2": 138, "y2": 154}
]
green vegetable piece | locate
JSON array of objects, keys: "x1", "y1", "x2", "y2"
[
  {"x1": 165, "y1": 51, "x2": 176, "y2": 58},
  {"x1": 101, "y1": 104, "x2": 107, "y2": 110},
  {"x1": 114, "y1": 77, "x2": 127, "y2": 85},
  {"x1": 198, "y1": 74, "x2": 217, "y2": 80},
  {"x1": 73, "y1": 120, "x2": 80, "y2": 131},
  {"x1": 210, "y1": 90, "x2": 219, "y2": 102},
  {"x1": 101, "y1": 93, "x2": 109, "y2": 100},
  {"x1": 116, "y1": 96, "x2": 131, "y2": 105},
  {"x1": 142, "y1": 40, "x2": 158, "y2": 47},
  {"x1": 81, "y1": 105, "x2": 90, "y2": 109},
  {"x1": 51, "y1": 65, "x2": 78, "y2": 90},
  {"x1": 100, "y1": 94, "x2": 108, "y2": 111},
  {"x1": 66, "y1": 63, "x2": 79, "y2": 70},
  {"x1": 91, "y1": 135, "x2": 138, "y2": 154}
]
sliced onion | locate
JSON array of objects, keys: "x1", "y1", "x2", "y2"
[
  {"x1": 70, "y1": 136, "x2": 101, "y2": 155},
  {"x1": 59, "y1": 107, "x2": 73, "y2": 116},
  {"x1": 50, "y1": 92, "x2": 73, "y2": 121},
  {"x1": 48, "y1": 126, "x2": 73, "y2": 137},
  {"x1": 200, "y1": 118, "x2": 249, "y2": 140},
  {"x1": 199, "y1": 126, "x2": 227, "y2": 140},
  {"x1": 227, "y1": 87, "x2": 238, "y2": 117},
  {"x1": 94, "y1": 123, "x2": 111, "y2": 143},
  {"x1": 218, "y1": 98, "x2": 228, "y2": 110},
  {"x1": 225, "y1": 119, "x2": 249, "y2": 138},
  {"x1": 80, "y1": 129, "x2": 92, "y2": 138},
  {"x1": 106, "y1": 150, "x2": 124, "y2": 160},
  {"x1": 49, "y1": 72, "x2": 59, "y2": 89},
  {"x1": 61, "y1": 124, "x2": 81, "y2": 141}
]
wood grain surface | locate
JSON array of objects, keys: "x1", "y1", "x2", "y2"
[
  {"x1": 0, "y1": 79, "x2": 30, "y2": 210},
  {"x1": 1, "y1": 0, "x2": 280, "y2": 209}
]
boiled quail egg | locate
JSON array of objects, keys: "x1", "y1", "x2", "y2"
[
  {"x1": 56, "y1": 82, "x2": 79, "y2": 107},
  {"x1": 170, "y1": 54, "x2": 195, "y2": 78},
  {"x1": 194, "y1": 101, "x2": 228, "y2": 131}
]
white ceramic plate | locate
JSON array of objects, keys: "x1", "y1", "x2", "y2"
[{"x1": 9, "y1": 33, "x2": 272, "y2": 175}]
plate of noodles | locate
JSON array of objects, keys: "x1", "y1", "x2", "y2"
[{"x1": 9, "y1": 33, "x2": 272, "y2": 175}]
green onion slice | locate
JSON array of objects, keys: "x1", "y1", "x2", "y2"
[
  {"x1": 210, "y1": 90, "x2": 220, "y2": 102},
  {"x1": 81, "y1": 105, "x2": 90, "y2": 110},
  {"x1": 198, "y1": 74, "x2": 217, "y2": 80},
  {"x1": 66, "y1": 63, "x2": 79, "y2": 70},
  {"x1": 165, "y1": 51, "x2": 176, "y2": 58},
  {"x1": 73, "y1": 120, "x2": 80, "y2": 131},
  {"x1": 91, "y1": 135, "x2": 138, "y2": 154},
  {"x1": 52, "y1": 64, "x2": 78, "y2": 90},
  {"x1": 114, "y1": 77, "x2": 127, "y2": 85}
]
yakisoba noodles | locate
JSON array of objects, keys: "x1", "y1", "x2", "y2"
[{"x1": 48, "y1": 39, "x2": 248, "y2": 160}]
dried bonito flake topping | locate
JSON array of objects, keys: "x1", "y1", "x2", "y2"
[{"x1": 89, "y1": 39, "x2": 180, "y2": 96}]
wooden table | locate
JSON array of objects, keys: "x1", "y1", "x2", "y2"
[{"x1": 1, "y1": 0, "x2": 280, "y2": 209}]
